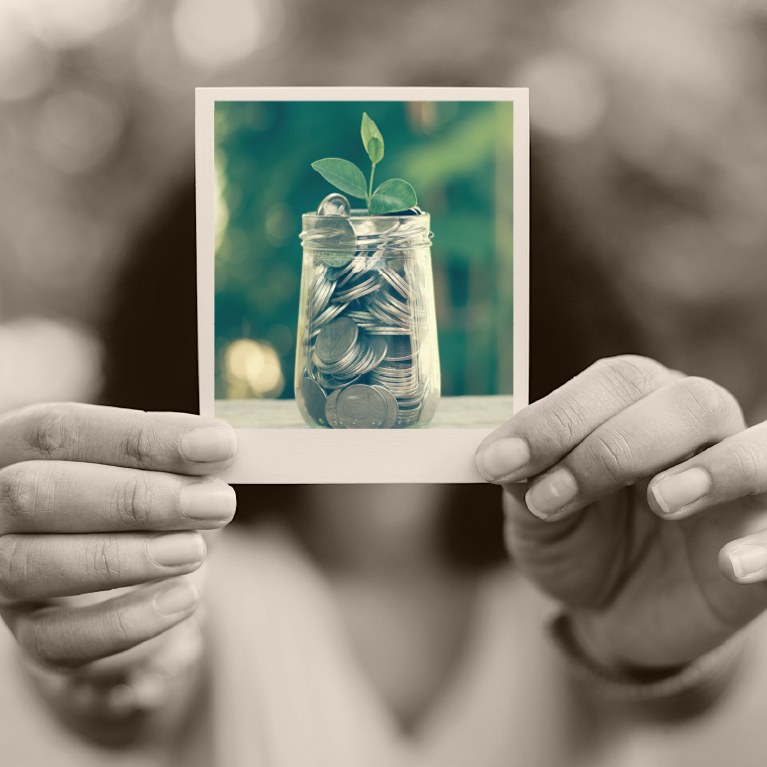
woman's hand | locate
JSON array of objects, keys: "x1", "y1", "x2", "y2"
[
  {"x1": 475, "y1": 356, "x2": 767, "y2": 671},
  {"x1": 0, "y1": 403, "x2": 237, "y2": 670}
]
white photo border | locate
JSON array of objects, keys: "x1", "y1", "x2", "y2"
[{"x1": 196, "y1": 87, "x2": 529, "y2": 483}]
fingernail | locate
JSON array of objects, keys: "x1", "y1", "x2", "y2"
[
  {"x1": 476, "y1": 437, "x2": 530, "y2": 481},
  {"x1": 526, "y1": 468, "x2": 578, "y2": 519},
  {"x1": 180, "y1": 482, "x2": 237, "y2": 521},
  {"x1": 727, "y1": 544, "x2": 767, "y2": 580},
  {"x1": 181, "y1": 425, "x2": 237, "y2": 463},
  {"x1": 155, "y1": 581, "x2": 199, "y2": 616},
  {"x1": 651, "y1": 468, "x2": 710, "y2": 515},
  {"x1": 147, "y1": 533, "x2": 206, "y2": 567}
]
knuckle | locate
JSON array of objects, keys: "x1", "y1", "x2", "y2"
[
  {"x1": 729, "y1": 440, "x2": 767, "y2": 487},
  {"x1": 25, "y1": 404, "x2": 72, "y2": 459},
  {"x1": 86, "y1": 535, "x2": 122, "y2": 582},
  {"x1": 542, "y1": 395, "x2": 588, "y2": 444},
  {"x1": 0, "y1": 464, "x2": 40, "y2": 524},
  {"x1": 113, "y1": 473, "x2": 155, "y2": 528},
  {"x1": 584, "y1": 429, "x2": 637, "y2": 483},
  {"x1": 0, "y1": 536, "x2": 27, "y2": 601},
  {"x1": 678, "y1": 377, "x2": 740, "y2": 426},
  {"x1": 593, "y1": 355, "x2": 665, "y2": 400},
  {"x1": 120, "y1": 416, "x2": 159, "y2": 469},
  {"x1": 104, "y1": 605, "x2": 138, "y2": 648}
]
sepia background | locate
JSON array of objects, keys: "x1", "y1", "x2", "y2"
[
  {"x1": 1, "y1": 0, "x2": 767, "y2": 421},
  {"x1": 1, "y1": 1, "x2": 767, "y2": 763}
]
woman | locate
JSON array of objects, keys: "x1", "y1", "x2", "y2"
[{"x1": 2, "y1": 181, "x2": 767, "y2": 767}]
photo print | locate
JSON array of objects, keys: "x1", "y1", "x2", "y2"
[{"x1": 196, "y1": 87, "x2": 528, "y2": 482}]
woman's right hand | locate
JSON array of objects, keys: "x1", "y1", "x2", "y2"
[{"x1": 0, "y1": 402, "x2": 237, "y2": 670}]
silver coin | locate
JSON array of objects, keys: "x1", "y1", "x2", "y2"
[
  {"x1": 309, "y1": 273, "x2": 335, "y2": 316},
  {"x1": 380, "y1": 268, "x2": 410, "y2": 297},
  {"x1": 316, "y1": 371, "x2": 360, "y2": 390},
  {"x1": 333, "y1": 274, "x2": 380, "y2": 303},
  {"x1": 313, "y1": 301, "x2": 348, "y2": 328},
  {"x1": 336, "y1": 384, "x2": 388, "y2": 429},
  {"x1": 368, "y1": 335, "x2": 387, "y2": 367},
  {"x1": 346, "y1": 309, "x2": 376, "y2": 324},
  {"x1": 365, "y1": 326, "x2": 411, "y2": 335},
  {"x1": 314, "y1": 332, "x2": 365, "y2": 375},
  {"x1": 324, "y1": 388, "x2": 343, "y2": 428},
  {"x1": 383, "y1": 336, "x2": 414, "y2": 361},
  {"x1": 300, "y1": 376, "x2": 328, "y2": 427},
  {"x1": 303, "y1": 215, "x2": 355, "y2": 244},
  {"x1": 371, "y1": 385, "x2": 399, "y2": 428},
  {"x1": 317, "y1": 250, "x2": 354, "y2": 268},
  {"x1": 315, "y1": 317, "x2": 358, "y2": 364},
  {"x1": 316, "y1": 193, "x2": 351, "y2": 217}
]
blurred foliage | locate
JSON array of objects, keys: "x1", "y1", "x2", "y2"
[{"x1": 214, "y1": 101, "x2": 515, "y2": 399}]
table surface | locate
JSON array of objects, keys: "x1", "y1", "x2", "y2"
[{"x1": 215, "y1": 395, "x2": 515, "y2": 429}]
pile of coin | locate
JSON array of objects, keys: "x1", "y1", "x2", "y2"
[{"x1": 297, "y1": 213, "x2": 435, "y2": 429}]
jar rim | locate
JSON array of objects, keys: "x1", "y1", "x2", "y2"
[{"x1": 302, "y1": 209, "x2": 430, "y2": 224}]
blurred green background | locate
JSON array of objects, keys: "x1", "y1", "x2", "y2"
[{"x1": 214, "y1": 100, "x2": 515, "y2": 400}]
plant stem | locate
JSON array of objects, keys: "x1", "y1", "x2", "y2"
[{"x1": 367, "y1": 162, "x2": 376, "y2": 210}]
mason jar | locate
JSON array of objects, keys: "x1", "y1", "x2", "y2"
[{"x1": 295, "y1": 209, "x2": 440, "y2": 429}]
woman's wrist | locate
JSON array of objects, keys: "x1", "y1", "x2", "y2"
[
  {"x1": 549, "y1": 611, "x2": 746, "y2": 718},
  {"x1": 565, "y1": 610, "x2": 686, "y2": 679}
]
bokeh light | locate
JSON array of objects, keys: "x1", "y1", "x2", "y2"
[
  {"x1": 13, "y1": 0, "x2": 139, "y2": 49},
  {"x1": 0, "y1": 10, "x2": 56, "y2": 101},
  {"x1": 0, "y1": 319, "x2": 102, "y2": 411},
  {"x1": 172, "y1": 0, "x2": 277, "y2": 68},
  {"x1": 224, "y1": 338, "x2": 285, "y2": 398},
  {"x1": 518, "y1": 51, "x2": 606, "y2": 140},
  {"x1": 36, "y1": 86, "x2": 125, "y2": 174}
]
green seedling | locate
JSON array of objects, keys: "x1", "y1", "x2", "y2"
[{"x1": 311, "y1": 112, "x2": 418, "y2": 215}]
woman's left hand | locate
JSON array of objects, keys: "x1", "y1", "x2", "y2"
[{"x1": 475, "y1": 355, "x2": 767, "y2": 671}]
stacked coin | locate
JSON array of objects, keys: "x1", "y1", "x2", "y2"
[{"x1": 297, "y1": 214, "x2": 435, "y2": 429}]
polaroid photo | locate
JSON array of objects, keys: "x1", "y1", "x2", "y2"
[{"x1": 196, "y1": 87, "x2": 529, "y2": 483}]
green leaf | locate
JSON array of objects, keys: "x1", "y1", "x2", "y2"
[
  {"x1": 311, "y1": 158, "x2": 368, "y2": 199},
  {"x1": 369, "y1": 178, "x2": 417, "y2": 214},
  {"x1": 361, "y1": 113, "x2": 384, "y2": 164},
  {"x1": 366, "y1": 136, "x2": 383, "y2": 165}
]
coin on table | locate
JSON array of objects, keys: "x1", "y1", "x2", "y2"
[
  {"x1": 371, "y1": 385, "x2": 399, "y2": 428},
  {"x1": 300, "y1": 376, "x2": 329, "y2": 427},
  {"x1": 325, "y1": 388, "x2": 343, "y2": 428},
  {"x1": 336, "y1": 384, "x2": 388, "y2": 428},
  {"x1": 315, "y1": 316, "x2": 358, "y2": 365}
]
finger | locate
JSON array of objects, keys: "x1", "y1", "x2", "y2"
[
  {"x1": 475, "y1": 356, "x2": 677, "y2": 483},
  {"x1": 48, "y1": 563, "x2": 209, "y2": 677},
  {"x1": 0, "y1": 532, "x2": 206, "y2": 601},
  {"x1": 647, "y1": 420, "x2": 767, "y2": 520},
  {"x1": 0, "y1": 461, "x2": 236, "y2": 533},
  {"x1": 2, "y1": 577, "x2": 200, "y2": 668},
  {"x1": 719, "y1": 529, "x2": 767, "y2": 584},
  {"x1": 523, "y1": 376, "x2": 744, "y2": 520},
  {"x1": 0, "y1": 403, "x2": 237, "y2": 475},
  {"x1": 55, "y1": 612, "x2": 204, "y2": 681}
]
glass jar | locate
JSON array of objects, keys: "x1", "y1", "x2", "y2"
[{"x1": 295, "y1": 210, "x2": 440, "y2": 429}]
